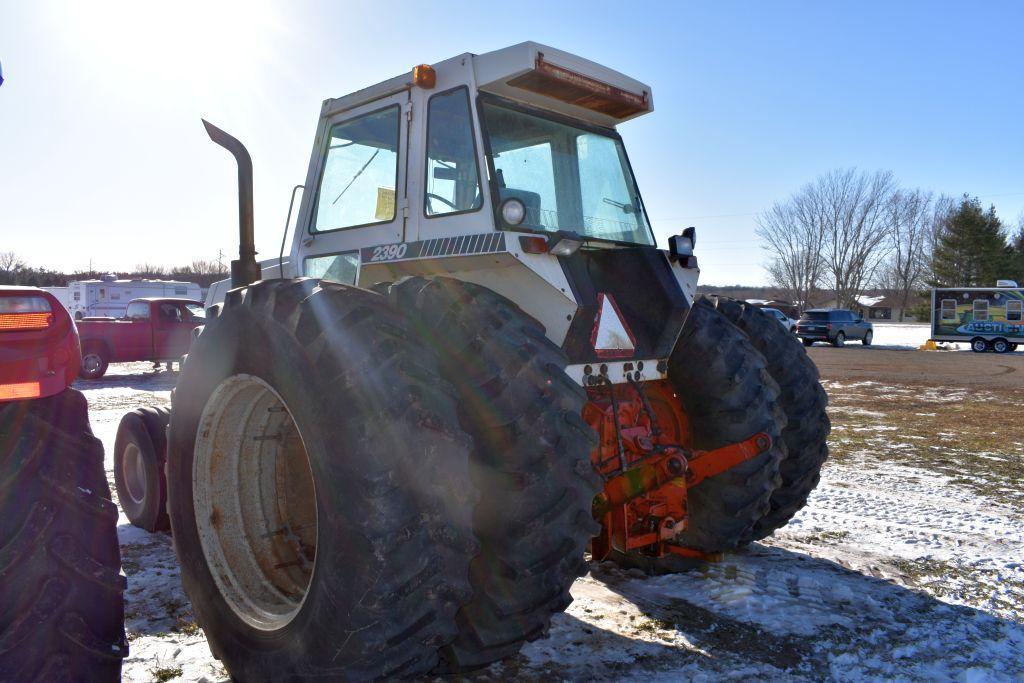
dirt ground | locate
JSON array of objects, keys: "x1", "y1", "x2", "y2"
[
  {"x1": 808, "y1": 345, "x2": 1024, "y2": 389},
  {"x1": 78, "y1": 353, "x2": 1024, "y2": 682}
]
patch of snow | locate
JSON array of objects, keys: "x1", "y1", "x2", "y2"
[{"x1": 74, "y1": 363, "x2": 1024, "y2": 682}]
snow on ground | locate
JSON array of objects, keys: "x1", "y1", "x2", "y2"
[
  {"x1": 870, "y1": 322, "x2": 931, "y2": 348},
  {"x1": 77, "y1": 363, "x2": 1024, "y2": 682}
]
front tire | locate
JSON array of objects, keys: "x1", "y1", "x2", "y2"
[
  {"x1": 971, "y1": 338, "x2": 990, "y2": 353},
  {"x1": 0, "y1": 389, "x2": 127, "y2": 681},
  {"x1": 113, "y1": 407, "x2": 170, "y2": 532},
  {"x1": 862, "y1": 330, "x2": 873, "y2": 346},
  {"x1": 992, "y1": 338, "x2": 1010, "y2": 354},
  {"x1": 666, "y1": 300, "x2": 786, "y2": 551},
  {"x1": 167, "y1": 279, "x2": 477, "y2": 680},
  {"x1": 386, "y1": 277, "x2": 600, "y2": 672},
  {"x1": 697, "y1": 298, "x2": 830, "y2": 542}
]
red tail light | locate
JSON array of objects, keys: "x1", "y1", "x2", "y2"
[
  {"x1": 0, "y1": 296, "x2": 53, "y2": 331},
  {"x1": 0, "y1": 312, "x2": 53, "y2": 330}
]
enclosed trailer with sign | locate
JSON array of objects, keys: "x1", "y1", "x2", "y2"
[{"x1": 931, "y1": 285, "x2": 1024, "y2": 353}]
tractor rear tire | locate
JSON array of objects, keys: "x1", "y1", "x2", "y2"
[
  {"x1": 386, "y1": 277, "x2": 601, "y2": 672},
  {"x1": 666, "y1": 300, "x2": 786, "y2": 551},
  {"x1": 114, "y1": 406, "x2": 171, "y2": 532},
  {"x1": 697, "y1": 297, "x2": 830, "y2": 541},
  {"x1": 0, "y1": 389, "x2": 127, "y2": 681},
  {"x1": 166, "y1": 279, "x2": 477, "y2": 680}
]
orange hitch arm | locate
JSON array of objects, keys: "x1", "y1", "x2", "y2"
[{"x1": 685, "y1": 433, "x2": 772, "y2": 487}]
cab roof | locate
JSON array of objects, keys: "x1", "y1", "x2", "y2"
[{"x1": 322, "y1": 42, "x2": 653, "y2": 129}]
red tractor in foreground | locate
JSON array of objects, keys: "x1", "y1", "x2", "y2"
[{"x1": 0, "y1": 286, "x2": 126, "y2": 681}]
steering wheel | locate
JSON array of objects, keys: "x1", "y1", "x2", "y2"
[{"x1": 426, "y1": 193, "x2": 458, "y2": 212}]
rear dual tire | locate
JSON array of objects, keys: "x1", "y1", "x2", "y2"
[
  {"x1": 386, "y1": 277, "x2": 601, "y2": 672},
  {"x1": 114, "y1": 407, "x2": 171, "y2": 532},
  {"x1": 167, "y1": 279, "x2": 478, "y2": 680}
]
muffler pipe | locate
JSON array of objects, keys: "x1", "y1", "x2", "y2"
[{"x1": 202, "y1": 119, "x2": 261, "y2": 288}]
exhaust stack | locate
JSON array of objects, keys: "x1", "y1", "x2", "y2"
[{"x1": 202, "y1": 119, "x2": 261, "y2": 288}]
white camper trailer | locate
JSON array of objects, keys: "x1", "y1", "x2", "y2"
[
  {"x1": 41, "y1": 286, "x2": 70, "y2": 311},
  {"x1": 68, "y1": 276, "x2": 201, "y2": 319}
]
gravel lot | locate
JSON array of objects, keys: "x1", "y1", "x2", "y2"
[{"x1": 79, "y1": 349, "x2": 1024, "y2": 681}]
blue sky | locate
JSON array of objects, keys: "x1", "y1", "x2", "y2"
[{"x1": 1, "y1": 1, "x2": 1021, "y2": 284}]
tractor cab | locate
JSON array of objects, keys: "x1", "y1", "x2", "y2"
[{"x1": 284, "y1": 42, "x2": 697, "y2": 382}]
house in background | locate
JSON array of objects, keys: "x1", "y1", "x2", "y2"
[
  {"x1": 815, "y1": 292, "x2": 926, "y2": 322},
  {"x1": 748, "y1": 299, "x2": 800, "y2": 319}
]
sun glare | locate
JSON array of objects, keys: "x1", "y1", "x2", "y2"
[{"x1": 53, "y1": 0, "x2": 280, "y2": 100}]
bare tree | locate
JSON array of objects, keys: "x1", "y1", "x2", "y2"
[
  {"x1": 188, "y1": 259, "x2": 228, "y2": 276},
  {"x1": 0, "y1": 251, "x2": 25, "y2": 274},
  {"x1": 758, "y1": 168, "x2": 897, "y2": 310},
  {"x1": 809, "y1": 169, "x2": 897, "y2": 309},
  {"x1": 878, "y1": 189, "x2": 933, "y2": 321},
  {"x1": 757, "y1": 201, "x2": 827, "y2": 310}
]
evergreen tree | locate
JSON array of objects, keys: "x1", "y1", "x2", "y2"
[
  {"x1": 929, "y1": 195, "x2": 1010, "y2": 286},
  {"x1": 1008, "y1": 225, "x2": 1024, "y2": 284}
]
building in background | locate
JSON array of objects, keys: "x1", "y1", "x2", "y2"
[{"x1": 68, "y1": 275, "x2": 201, "y2": 319}]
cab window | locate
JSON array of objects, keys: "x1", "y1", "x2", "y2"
[
  {"x1": 125, "y1": 302, "x2": 150, "y2": 320},
  {"x1": 159, "y1": 303, "x2": 183, "y2": 323},
  {"x1": 425, "y1": 88, "x2": 482, "y2": 216},
  {"x1": 313, "y1": 106, "x2": 400, "y2": 232},
  {"x1": 305, "y1": 252, "x2": 359, "y2": 285},
  {"x1": 185, "y1": 303, "x2": 206, "y2": 320}
]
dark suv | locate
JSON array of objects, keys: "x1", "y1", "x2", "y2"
[{"x1": 797, "y1": 309, "x2": 873, "y2": 347}]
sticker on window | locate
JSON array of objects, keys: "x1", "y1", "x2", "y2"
[{"x1": 374, "y1": 187, "x2": 396, "y2": 221}]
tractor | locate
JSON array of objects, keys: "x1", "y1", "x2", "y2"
[
  {"x1": 0, "y1": 286, "x2": 127, "y2": 681},
  {"x1": 118, "y1": 42, "x2": 828, "y2": 679}
]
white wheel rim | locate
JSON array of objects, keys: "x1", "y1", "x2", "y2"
[
  {"x1": 122, "y1": 443, "x2": 147, "y2": 504},
  {"x1": 83, "y1": 354, "x2": 102, "y2": 373},
  {"x1": 193, "y1": 374, "x2": 318, "y2": 631}
]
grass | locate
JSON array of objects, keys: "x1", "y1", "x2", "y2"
[
  {"x1": 174, "y1": 616, "x2": 201, "y2": 636},
  {"x1": 891, "y1": 557, "x2": 1024, "y2": 616},
  {"x1": 635, "y1": 617, "x2": 677, "y2": 635},
  {"x1": 799, "y1": 530, "x2": 850, "y2": 544},
  {"x1": 824, "y1": 382, "x2": 1024, "y2": 509},
  {"x1": 149, "y1": 665, "x2": 183, "y2": 682}
]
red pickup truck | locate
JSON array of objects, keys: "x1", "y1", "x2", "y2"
[{"x1": 77, "y1": 297, "x2": 205, "y2": 379}]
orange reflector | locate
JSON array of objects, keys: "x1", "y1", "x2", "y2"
[
  {"x1": 519, "y1": 235, "x2": 549, "y2": 254},
  {"x1": 507, "y1": 54, "x2": 650, "y2": 119},
  {"x1": 0, "y1": 381, "x2": 41, "y2": 400},
  {"x1": 412, "y1": 64, "x2": 436, "y2": 89},
  {"x1": 0, "y1": 312, "x2": 52, "y2": 331}
]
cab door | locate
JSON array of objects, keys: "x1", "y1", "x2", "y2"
[
  {"x1": 295, "y1": 90, "x2": 411, "y2": 284},
  {"x1": 119, "y1": 301, "x2": 154, "y2": 360},
  {"x1": 153, "y1": 302, "x2": 194, "y2": 359}
]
